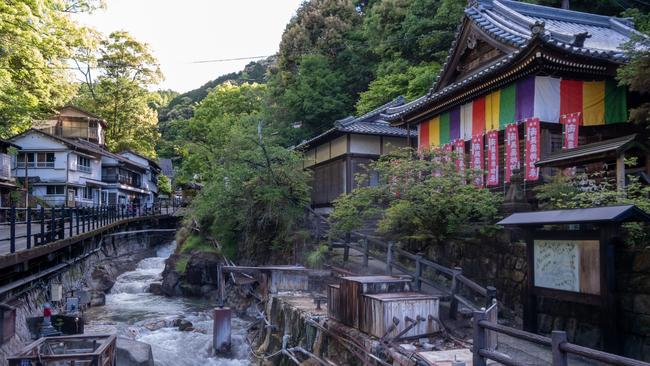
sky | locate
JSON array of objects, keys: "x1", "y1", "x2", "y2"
[{"x1": 73, "y1": 0, "x2": 304, "y2": 93}]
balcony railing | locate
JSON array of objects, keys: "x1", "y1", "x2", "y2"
[
  {"x1": 0, "y1": 153, "x2": 11, "y2": 180},
  {"x1": 78, "y1": 165, "x2": 92, "y2": 174},
  {"x1": 102, "y1": 174, "x2": 141, "y2": 188},
  {"x1": 38, "y1": 126, "x2": 101, "y2": 141},
  {"x1": 16, "y1": 162, "x2": 55, "y2": 169}
]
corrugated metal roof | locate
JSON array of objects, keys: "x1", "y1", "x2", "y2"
[
  {"x1": 497, "y1": 205, "x2": 650, "y2": 225},
  {"x1": 536, "y1": 134, "x2": 639, "y2": 167}
]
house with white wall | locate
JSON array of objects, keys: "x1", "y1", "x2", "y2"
[
  {"x1": 97, "y1": 147, "x2": 152, "y2": 209},
  {"x1": 9, "y1": 129, "x2": 106, "y2": 207},
  {"x1": 0, "y1": 139, "x2": 20, "y2": 207},
  {"x1": 118, "y1": 150, "x2": 161, "y2": 208}
]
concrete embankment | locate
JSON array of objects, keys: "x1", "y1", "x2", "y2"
[{"x1": 0, "y1": 216, "x2": 179, "y2": 365}]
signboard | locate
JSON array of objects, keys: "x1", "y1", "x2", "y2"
[{"x1": 533, "y1": 239, "x2": 600, "y2": 295}]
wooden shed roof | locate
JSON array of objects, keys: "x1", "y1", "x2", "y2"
[{"x1": 497, "y1": 205, "x2": 650, "y2": 226}]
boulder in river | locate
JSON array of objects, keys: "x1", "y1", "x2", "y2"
[
  {"x1": 116, "y1": 337, "x2": 154, "y2": 366},
  {"x1": 177, "y1": 319, "x2": 194, "y2": 331},
  {"x1": 148, "y1": 282, "x2": 164, "y2": 295}
]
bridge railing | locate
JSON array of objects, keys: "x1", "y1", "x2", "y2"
[
  {"x1": 472, "y1": 306, "x2": 650, "y2": 366},
  {"x1": 0, "y1": 199, "x2": 179, "y2": 255}
]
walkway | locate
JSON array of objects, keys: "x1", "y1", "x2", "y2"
[{"x1": 0, "y1": 206, "x2": 176, "y2": 255}]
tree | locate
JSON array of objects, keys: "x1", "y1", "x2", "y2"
[
  {"x1": 179, "y1": 83, "x2": 310, "y2": 262},
  {"x1": 75, "y1": 31, "x2": 163, "y2": 157},
  {"x1": 0, "y1": 0, "x2": 95, "y2": 137},
  {"x1": 157, "y1": 175, "x2": 172, "y2": 196},
  {"x1": 331, "y1": 148, "x2": 501, "y2": 246}
]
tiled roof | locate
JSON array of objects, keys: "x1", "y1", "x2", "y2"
[
  {"x1": 159, "y1": 158, "x2": 175, "y2": 177},
  {"x1": 536, "y1": 134, "x2": 640, "y2": 167},
  {"x1": 383, "y1": 0, "x2": 642, "y2": 121},
  {"x1": 297, "y1": 96, "x2": 415, "y2": 149}
]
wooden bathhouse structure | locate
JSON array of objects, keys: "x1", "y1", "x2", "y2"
[
  {"x1": 383, "y1": 0, "x2": 649, "y2": 192},
  {"x1": 298, "y1": 97, "x2": 416, "y2": 211},
  {"x1": 0, "y1": 139, "x2": 20, "y2": 208}
]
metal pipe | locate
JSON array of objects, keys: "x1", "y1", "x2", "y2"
[
  {"x1": 388, "y1": 315, "x2": 425, "y2": 343},
  {"x1": 288, "y1": 346, "x2": 333, "y2": 366}
]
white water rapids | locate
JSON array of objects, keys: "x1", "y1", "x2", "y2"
[{"x1": 85, "y1": 242, "x2": 251, "y2": 366}]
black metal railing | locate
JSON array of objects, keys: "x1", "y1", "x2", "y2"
[{"x1": 0, "y1": 198, "x2": 180, "y2": 255}]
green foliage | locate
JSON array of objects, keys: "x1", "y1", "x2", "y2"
[
  {"x1": 0, "y1": 0, "x2": 94, "y2": 137},
  {"x1": 617, "y1": 33, "x2": 650, "y2": 127},
  {"x1": 307, "y1": 245, "x2": 330, "y2": 269},
  {"x1": 157, "y1": 175, "x2": 172, "y2": 196},
  {"x1": 356, "y1": 62, "x2": 440, "y2": 114},
  {"x1": 175, "y1": 257, "x2": 189, "y2": 274},
  {"x1": 535, "y1": 172, "x2": 650, "y2": 246},
  {"x1": 182, "y1": 83, "x2": 311, "y2": 263},
  {"x1": 180, "y1": 235, "x2": 219, "y2": 254},
  {"x1": 331, "y1": 148, "x2": 501, "y2": 245}
]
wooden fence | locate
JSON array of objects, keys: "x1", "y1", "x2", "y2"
[
  {"x1": 472, "y1": 306, "x2": 650, "y2": 366},
  {"x1": 305, "y1": 206, "x2": 497, "y2": 319}
]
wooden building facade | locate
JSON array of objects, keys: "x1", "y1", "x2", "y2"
[
  {"x1": 298, "y1": 97, "x2": 416, "y2": 210},
  {"x1": 383, "y1": 0, "x2": 648, "y2": 192}
]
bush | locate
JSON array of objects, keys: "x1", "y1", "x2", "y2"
[
  {"x1": 180, "y1": 235, "x2": 219, "y2": 254},
  {"x1": 175, "y1": 257, "x2": 189, "y2": 274},
  {"x1": 331, "y1": 147, "x2": 501, "y2": 246}
]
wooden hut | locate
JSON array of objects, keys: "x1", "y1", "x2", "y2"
[
  {"x1": 383, "y1": 0, "x2": 648, "y2": 193},
  {"x1": 297, "y1": 97, "x2": 416, "y2": 212}
]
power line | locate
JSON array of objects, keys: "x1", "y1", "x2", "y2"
[{"x1": 189, "y1": 55, "x2": 272, "y2": 64}]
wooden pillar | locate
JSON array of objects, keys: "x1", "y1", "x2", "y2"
[
  {"x1": 616, "y1": 153, "x2": 626, "y2": 190},
  {"x1": 523, "y1": 228, "x2": 537, "y2": 332},
  {"x1": 213, "y1": 307, "x2": 231, "y2": 355},
  {"x1": 600, "y1": 224, "x2": 621, "y2": 353}
]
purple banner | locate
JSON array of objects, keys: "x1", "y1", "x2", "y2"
[{"x1": 515, "y1": 76, "x2": 535, "y2": 122}]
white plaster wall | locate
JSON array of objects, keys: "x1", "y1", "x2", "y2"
[
  {"x1": 316, "y1": 144, "x2": 330, "y2": 164},
  {"x1": 382, "y1": 136, "x2": 407, "y2": 154},
  {"x1": 350, "y1": 134, "x2": 381, "y2": 155},
  {"x1": 303, "y1": 149, "x2": 316, "y2": 168},
  {"x1": 330, "y1": 135, "x2": 347, "y2": 158}
]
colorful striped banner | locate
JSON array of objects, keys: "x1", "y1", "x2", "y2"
[
  {"x1": 419, "y1": 122, "x2": 429, "y2": 150},
  {"x1": 417, "y1": 77, "x2": 627, "y2": 151}
]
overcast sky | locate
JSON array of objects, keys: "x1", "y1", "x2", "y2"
[{"x1": 73, "y1": 0, "x2": 303, "y2": 93}]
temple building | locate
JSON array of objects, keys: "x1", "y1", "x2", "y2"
[
  {"x1": 383, "y1": 0, "x2": 648, "y2": 193},
  {"x1": 298, "y1": 97, "x2": 415, "y2": 211}
]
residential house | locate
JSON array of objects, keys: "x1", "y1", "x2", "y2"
[
  {"x1": 297, "y1": 97, "x2": 416, "y2": 211},
  {"x1": 383, "y1": 0, "x2": 649, "y2": 191},
  {"x1": 0, "y1": 139, "x2": 20, "y2": 207},
  {"x1": 33, "y1": 105, "x2": 107, "y2": 146},
  {"x1": 98, "y1": 148, "x2": 152, "y2": 209},
  {"x1": 10, "y1": 129, "x2": 105, "y2": 207},
  {"x1": 118, "y1": 150, "x2": 161, "y2": 208}
]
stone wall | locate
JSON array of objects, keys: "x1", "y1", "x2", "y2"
[
  {"x1": 0, "y1": 218, "x2": 177, "y2": 365},
  {"x1": 418, "y1": 228, "x2": 650, "y2": 361}
]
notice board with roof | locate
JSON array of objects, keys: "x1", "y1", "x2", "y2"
[{"x1": 498, "y1": 205, "x2": 650, "y2": 353}]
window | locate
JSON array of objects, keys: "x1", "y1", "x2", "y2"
[
  {"x1": 46, "y1": 186, "x2": 65, "y2": 195},
  {"x1": 17, "y1": 152, "x2": 54, "y2": 168},
  {"x1": 77, "y1": 156, "x2": 92, "y2": 173},
  {"x1": 81, "y1": 187, "x2": 92, "y2": 200}
]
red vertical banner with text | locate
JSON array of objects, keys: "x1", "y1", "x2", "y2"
[
  {"x1": 504, "y1": 123, "x2": 520, "y2": 183},
  {"x1": 471, "y1": 134, "x2": 484, "y2": 187},
  {"x1": 524, "y1": 118, "x2": 540, "y2": 181},
  {"x1": 486, "y1": 130, "x2": 499, "y2": 186},
  {"x1": 454, "y1": 139, "x2": 465, "y2": 178},
  {"x1": 561, "y1": 112, "x2": 580, "y2": 149}
]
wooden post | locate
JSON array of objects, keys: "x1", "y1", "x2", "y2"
[
  {"x1": 362, "y1": 238, "x2": 369, "y2": 268},
  {"x1": 486, "y1": 286, "x2": 497, "y2": 308},
  {"x1": 472, "y1": 310, "x2": 487, "y2": 366},
  {"x1": 68, "y1": 208, "x2": 73, "y2": 238},
  {"x1": 551, "y1": 331, "x2": 568, "y2": 366},
  {"x1": 414, "y1": 253, "x2": 423, "y2": 291},
  {"x1": 616, "y1": 153, "x2": 626, "y2": 190},
  {"x1": 75, "y1": 208, "x2": 80, "y2": 235},
  {"x1": 524, "y1": 228, "x2": 537, "y2": 332},
  {"x1": 449, "y1": 266, "x2": 462, "y2": 319},
  {"x1": 213, "y1": 307, "x2": 231, "y2": 355},
  {"x1": 9, "y1": 205, "x2": 15, "y2": 253},
  {"x1": 26, "y1": 207, "x2": 31, "y2": 250},
  {"x1": 315, "y1": 213, "x2": 321, "y2": 246},
  {"x1": 386, "y1": 241, "x2": 394, "y2": 275},
  {"x1": 40, "y1": 206, "x2": 45, "y2": 245},
  {"x1": 49, "y1": 207, "x2": 55, "y2": 243},
  {"x1": 343, "y1": 231, "x2": 350, "y2": 262}
]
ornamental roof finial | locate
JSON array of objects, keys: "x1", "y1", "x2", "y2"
[{"x1": 530, "y1": 21, "x2": 546, "y2": 36}]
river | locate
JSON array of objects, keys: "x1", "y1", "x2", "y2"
[{"x1": 85, "y1": 242, "x2": 251, "y2": 366}]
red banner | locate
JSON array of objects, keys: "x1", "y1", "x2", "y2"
[
  {"x1": 486, "y1": 130, "x2": 499, "y2": 186},
  {"x1": 454, "y1": 139, "x2": 465, "y2": 177},
  {"x1": 524, "y1": 118, "x2": 540, "y2": 181},
  {"x1": 504, "y1": 124, "x2": 519, "y2": 183},
  {"x1": 561, "y1": 112, "x2": 580, "y2": 149},
  {"x1": 471, "y1": 134, "x2": 484, "y2": 186}
]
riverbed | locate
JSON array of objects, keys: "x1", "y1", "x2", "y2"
[{"x1": 85, "y1": 242, "x2": 251, "y2": 366}]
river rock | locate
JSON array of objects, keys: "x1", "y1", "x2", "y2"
[
  {"x1": 90, "y1": 265, "x2": 116, "y2": 293},
  {"x1": 143, "y1": 320, "x2": 167, "y2": 331},
  {"x1": 90, "y1": 291, "x2": 106, "y2": 307},
  {"x1": 161, "y1": 268, "x2": 181, "y2": 297},
  {"x1": 148, "y1": 282, "x2": 164, "y2": 295},
  {"x1": 117, "y1": 338, "x2": 154, "y2": 366},
  {"x1": 177, "y1": 319, "x2": 194, "y2": 331}
]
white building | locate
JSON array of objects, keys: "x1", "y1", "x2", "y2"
[
  {"x1": 118, "y1": 150, "x2": 161, "y2": 208},
  {"x1": 10, "y1": 129, "x2": 105, "y2": 207},
  {"x1": 98, "y1": 149, "x2": 153, "y2": 209}
]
